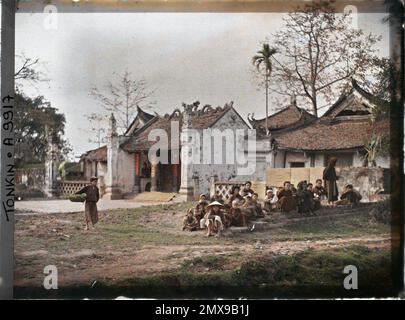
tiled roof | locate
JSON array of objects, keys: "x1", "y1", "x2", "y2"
[
  {"x1": 272, "y1": 80, "x2": 389, "y2": 151},
  {"x1": 249, "y1": 104, "x2": 316, "y2": 133},
  {"x1": 81, "y1": 145, "x2": 107, "y2": 162},
  {"x1": 124, "y1": 106, "x2": 156, "y2": 136},
  {"x1": 121, "y1": 102, "x2": 236, "y2": 152},
  {"x1": 273, "y1": 118, "x2": 388, "y2": 151}
]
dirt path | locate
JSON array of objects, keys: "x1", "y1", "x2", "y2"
[{"x1": 14, "y1": 234, "x2": 390, "y2": 287}]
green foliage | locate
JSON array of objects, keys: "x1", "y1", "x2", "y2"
[
  {"x1": 363, "y1": 132, "x2": 390, "y2": 166},
  {"x1": 15, "y1": 90, "x2": 71, "y2": 166},
  {"x1": 252, "y1": 43, "x2": 277, "y2": 75}
]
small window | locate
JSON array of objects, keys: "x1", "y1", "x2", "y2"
[{"x1": 290, "y1": 162, "x2": 305, "y2": 168}]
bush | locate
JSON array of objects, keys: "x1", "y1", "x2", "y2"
[{"x1": 368, "y1": 200, "x2": 390, "y2": 224}]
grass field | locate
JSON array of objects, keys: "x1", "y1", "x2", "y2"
[{"x1": 14, "y1": 201, "x2": 394, "y2": 298}]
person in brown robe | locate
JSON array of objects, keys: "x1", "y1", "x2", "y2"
[
  {"x1": 335, "y1": 184, "x2": 362, "y2": 206},
  {"x1": 277, "y1": 181, "x2": 297, "y2": 213},
  {"x1": 182, "y1": 209, "x2": 199, "y2": 231},
  {"x1": 228, "y1": 198, "x2": 247, "y2": 227},
  {"x1": 239, "y1": 181, "x2": 255, "y2": 198},
  {"x1": 307, "y1": 183, "x2": 321, "y2": 211},
  {"x1": 227, "y1": 186, "x2": 243, "y2": 207},
  {"x1": 323, "y1": 157, "x2": 339, "y2": 204},
  {"x1": 76, "y1": 176, "x2": 100, "y2": 231},
  {"x1": 252, "y1": 193, "x2": 265, "y2": 218},
  {"x1": 313, "y1": 179, "x2": 327, "y2": 200}
]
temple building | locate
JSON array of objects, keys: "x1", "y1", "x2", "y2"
[
  {"x1": 250, "y1": 80, "x2": 390, "y2": 172},
  {"x1": 79, "y1": 80, "x2": 389, "y2": 199},
  {"x1": 80, "y1": 102, "x2": 251, "y2": 199}
]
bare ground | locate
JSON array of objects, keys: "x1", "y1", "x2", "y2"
[{"x1": 14, "y1": 201, "x2": 391, "y2": 294}]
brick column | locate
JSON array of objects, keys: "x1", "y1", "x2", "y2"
[
  {"x1": 133, "y1": 152, "x2": 141, "y2": 194},
  {"x1": 151, "y1": 163, "x2": 158, "y2": 192}
]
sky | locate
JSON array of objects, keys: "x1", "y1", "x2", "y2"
[{"x1": 15, "y1": 12, "x2": 389, "y2": 158}]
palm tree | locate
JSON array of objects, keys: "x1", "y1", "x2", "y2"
[{"x1": 252, "y1": 43, "x2": 277, "y2": 135}]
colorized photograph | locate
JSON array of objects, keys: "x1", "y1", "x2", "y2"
[{"x1": 3, "y1": 0, "x2": 402, "y2": 299}]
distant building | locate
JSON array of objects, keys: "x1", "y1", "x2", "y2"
[{"x1": 250, "y1": 80, "x2": 389, "y2": 172}]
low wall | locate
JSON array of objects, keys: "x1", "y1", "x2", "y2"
[
  {"x1": 57, "y1": 181, "x2": 88, "y2": 197},
  {"x1": 266, "y1": 167, "x2": 389, "y2": 202}
]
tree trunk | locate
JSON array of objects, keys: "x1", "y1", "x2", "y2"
[
  {"x1": 265, "y1": 72, "x2": 269, "y2": 135},
  {"x1": 311, "y1": 84, "x2": 318, "y2": 117}
]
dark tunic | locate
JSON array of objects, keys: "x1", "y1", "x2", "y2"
[
  {"x1": 297, "y1": 189, "x2": 313, "y2": 214},
  {"x1": 313, "y1": 185, "x2": 327, "y2": 198},
  {"x1": 323, "y1": 166, "x2": 339, "y2": 202},
  {"x1": 76, "y1": 185, "x2": 100, "y2": 225},
  {"x1": 277, "y1": 189, "x2": 297, "y2": 212},
  {"x1": 340, "y1": 190, "x2": 362, "y2": 204},
  {"x1": 182, "y1": 215, "x2": 199, "y2": 231}
]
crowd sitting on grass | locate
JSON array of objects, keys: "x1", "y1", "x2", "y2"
[{"x1": 182, "y1": 179, "x2": 363, "y2": 236}]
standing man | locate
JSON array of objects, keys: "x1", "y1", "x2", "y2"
[
  {"x1": 323, "y1": 157, "x2": 339, "y2": 204},
  {"x1": 76, "y1": 176, "x2": 100, "y2": 230}
]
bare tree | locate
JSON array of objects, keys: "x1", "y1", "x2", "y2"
[
  {"x1": 14, "y1": 53, "x2": 48, "y2": 87},
  {"x1": 267, "y1": 1, "x2": 381, "y2": 116},
  {"x1": 82, "y1": 113, "x2": 109, "y2": 147},
  {"x1": 89, "y1": 70, "x2": 155, "y2": 133}
]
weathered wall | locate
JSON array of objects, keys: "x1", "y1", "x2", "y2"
[
  {"x1": 335, "y1": 167, "x2": 390, "y2": 202},
  {"x1": 266, "y1": 166, "x2": 389, "y2": 202},
  {"x1": 285, "y1": 152, "x2": 309, "y2": 167},
  {"x1": 191, "y1": 108, "x2": 251, "y2": 196},
  {"x1": 117, "y1": 148, "x2": 135, "y2": 194}
]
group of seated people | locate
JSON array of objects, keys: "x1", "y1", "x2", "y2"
[
  {"x1": 182, "y1": 180, "x2": 362, "y2": 236},
  {"x1": 182, "y1": 181, "x2": 265, "y2": 237},
  {"x1": 266, "y1": 179, "x2": 362, "y2": 214}
]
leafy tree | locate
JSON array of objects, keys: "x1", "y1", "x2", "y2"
[
  {"x1": 252, "y1": 44, "x2": 278, "y2": 134},
  {"x1": 15, "y1": 90, "x2": 71, "y2": 166},
  {"x1": 266, "y1": 1, "x2": 381, "y2": 116}
]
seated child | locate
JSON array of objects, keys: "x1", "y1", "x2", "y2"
[
  {"x1": 193, "y1": 203, "x2": 205, "y2": 221},
  {"x1": 182, "y1": 209, "x2": 199, "y2": 231},
  {"x1": 263, "y1": 189, "x2": 278, "y2": 213}
]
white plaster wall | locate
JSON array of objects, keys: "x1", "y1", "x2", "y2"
[
  {"x1": 285, "y1": 152, "x2": 310, "y2": 167},
  {"x1": 273, "y1": 150, "x2": 286, "y2": 168},
  {"x1": 375, "y1": 156, "x2": 390, "y2": 168},
  {"x1": 314, "y1": 154, "x2": 325, "y2": 167},
  {"x1": 117, "y1": 149, "x2": 135, "y2": 193},
  {"x1": 191, "y1": 108, "x2": 251, "y2": 195},
  {"x1": 353, "y1": 153, "x2": 364, "y2": 167}
]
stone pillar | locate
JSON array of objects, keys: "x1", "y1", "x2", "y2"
[
  {"x1": 44, "y1": 133, "x2": 60, "y2": 198},
  {"x1": 133, "y1": 152, "x2": 141, "y2": 194},
  {"x1": 172, "y1": 164, "x2": 179, "y2": 192},
  {"x1": 151, "y1": 163, "x2": 158, "y2": 192},
  {"x1": 179, "y1": 103, "x2": 196, "y2": 200},
  {"x1": 105, "y1": 113, "x2": 122, "y2": 200}
]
